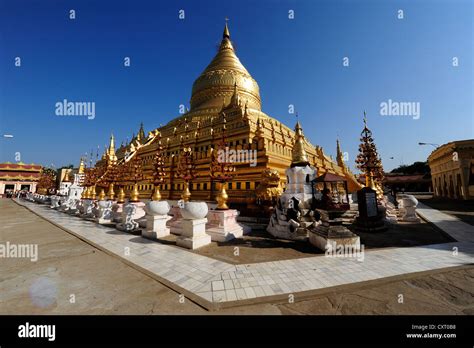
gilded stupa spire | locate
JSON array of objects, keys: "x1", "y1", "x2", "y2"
[
  {"x1": 108, "y1": 134, "x2": 115, "y2": 153},
  {"x1": 230, "y1": 81, "x2": 241, "y2": 106},
  {"x1": 137, "y1": 122, "x2": 145, "y2": 142},
  {"x1": 78, "y1": 157, "x2": 85, "y2": 174},
  {"x1": 291, "y1": 120, "x2": 310, "y2": 167},
  {"x1": 107, "y1": 133, "x2": 117, "y2": 164},
  {"x1": 243, "y1": 100, "x2": 250, "y2": 121},
  {"x1": 255, "y1": 117, "x2": 264, "y2": 137},
  {"x1": 223, "y1": 19, "x2": 230, "y2": 39},
  {"x1": 336, "y1": 138, "x2": 345, "y2": 169},
  {"x1": 190, "y1": 21, "x2": 261, "y2": 111}
]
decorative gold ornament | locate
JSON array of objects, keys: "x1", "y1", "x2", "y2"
[
  {"x1": 81, "y1": 186, "x2": 89, "y2": 199},
  {"x1": 209, "y1": 112, "x2": 235, "y2": 210},
  {"x1": 152, "y1": 185, "x2": 162, "y2": 201},
  {"x1": 216, "y1": 182, "x2": 229, "y2": 210},
  {"x1": 255, "y1": 169, "x2": 282, "y2": 202},
  {"x1": 90, "y1": 185, "x2": 96, "y2": 200},
  {"x1": 130, "y1": 183, "x2": 140, "y2": 202},
  {"x1": 151, "y1": 133, "x2": 166, "y2": 201},
  {"x1": 291, "y1": 121, "x2": 310, "y2": 167},
  {"x1": 181, "y1": 182, "x2": 191, "y2": 202},
  {"x1": 98, "y1": 188, "x2": 106, "y2": 201},
  {"x1": 176, "y1": 119, "x2": 196, "y2": 202},
  {"x1": 117, "y1": 186, "x2": 125, "y2": 203},
  {"x1": 356, "y1": 111, "x2": 385, "y2": 193},
  {"x1": 366, "y1": 172, "x2": 377, "y2": 191},
  {"x1": 107, "y1": 183, "x2": 115, "y2": 200}
]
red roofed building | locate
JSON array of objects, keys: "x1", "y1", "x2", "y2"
[
  {"x1": 357, "y1": 173, "x2": 432, "y2": 193},
  {"x1": 0, "y1": 162, "x2": 42, "y2": 197}
]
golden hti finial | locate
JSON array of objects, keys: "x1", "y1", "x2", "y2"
[
  {"x1": 291, "y1": 119, "x2": 310, "y2": 167},
  {"x1": 223, "y1": 18, "x2": 230, "y2": 38},
  {"x1": 363, "y1": 110, "x2": 368, "y2": 128}
]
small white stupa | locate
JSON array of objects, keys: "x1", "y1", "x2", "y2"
[
  {"x1": 267, "y1": 121, "x2": 318, "y2": 240},
  {"x1": 67, "y1": 158, "x2": 85, "y2": 199}
]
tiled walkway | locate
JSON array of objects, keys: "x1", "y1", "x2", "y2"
[
  {"x1": 14, "y1": 199, "x2": 474, "y2": 310},
  {"x1": 417, "y1": 202, "x2": 474, "y2": 243}
]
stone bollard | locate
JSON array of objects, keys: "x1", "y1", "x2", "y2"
[
  {"x1": 142, "y1": 200, "x2": 172, "y2": 240},
  {"x1": 50, "y1": 196, "x2": 60, "y2": 209},
  {"x1": 112, "y1": 202, "x2": 124, "y2": 223},
  {"x1": 80, "y1": 199, "x2": 96, "y2": 219},
  {"x1": 176, "y1": 202, "x2": 211, "y2": 249},
  {"x1": 95, "y1": 200, "x2": 114, "y2": 224},
  {"x1": 116, "y1": 203, "x2": 140, "y2": 232},
  {"x1": 66, "y1": 199, "x2": 80, "y2": 215},
  {"x1": 399, "y1": 195, "x2": 421, "y2": 222},
  {"x1": 58, "y1": 198, "x2": 72, "y2": 212}
]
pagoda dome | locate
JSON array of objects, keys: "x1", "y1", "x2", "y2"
[{"x1": 190, "y1": 23, "x2": 261, "y2": 112}]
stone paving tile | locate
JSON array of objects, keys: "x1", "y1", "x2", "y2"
[
  {"x1": 235, "y1": 288, "x2": 247, "y2": 300},
  {"x1": 243, "y1": 287, "x2": 257, "y2": 299},
  {"x1": 212, "y1": 290, "x2": 226, "y2": 302},
  {"x1": 211, "y1": 280, "x2": 224, "y2": 291},
  {"x1": 15, "y1": 199, "x2": 474, "y2": 307},
  {"x1": 225, "y1": 289, "x2": 237, "y2": 301}
]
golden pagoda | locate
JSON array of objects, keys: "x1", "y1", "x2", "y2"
[{"x1": 95, "y1": 23, "x2": 362, "y2": 208}]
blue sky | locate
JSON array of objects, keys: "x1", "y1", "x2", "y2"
[{"x1": 0, "y1": 0, "x2": 472, "y2": 172}]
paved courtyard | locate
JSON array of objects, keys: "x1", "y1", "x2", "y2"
[
  {"x1": 418, "y1": 198, "x2": 474, "y2": 227},
  {"x1": 4, "y1": 198, "x2": 473, "y2": 312}
]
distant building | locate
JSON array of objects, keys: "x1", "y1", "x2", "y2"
[
  {"x1": 0, "y1": 162, "x2": 42, "y2": 197},
  {"x1": 384, "y1": 173, "x2": 432, "y2": 193},
  {"x1": 357, "y1": 173, "x2": 432, "y2": 193},
  {"x1": 428, "y1": 139, "x2": 474, "y2": 200}
]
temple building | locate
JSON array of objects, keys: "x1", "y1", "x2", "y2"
[
  {"x1": 95, "y1": 23, "x2": 362, "y2": 209},
  {"x1": 428, "y1": 139, "x2": 474, "y2": 200},
  {"x1": 0, "y1": 162, "x2": 42, "y2": 197}
]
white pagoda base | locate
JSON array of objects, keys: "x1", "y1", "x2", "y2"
[{"x1": 206, "y1": 209, "x2": 250, "y2": 242}]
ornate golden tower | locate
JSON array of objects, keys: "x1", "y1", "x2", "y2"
[{"x1": 94, "y1": 22, "x2": 362, "y2": 209}]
